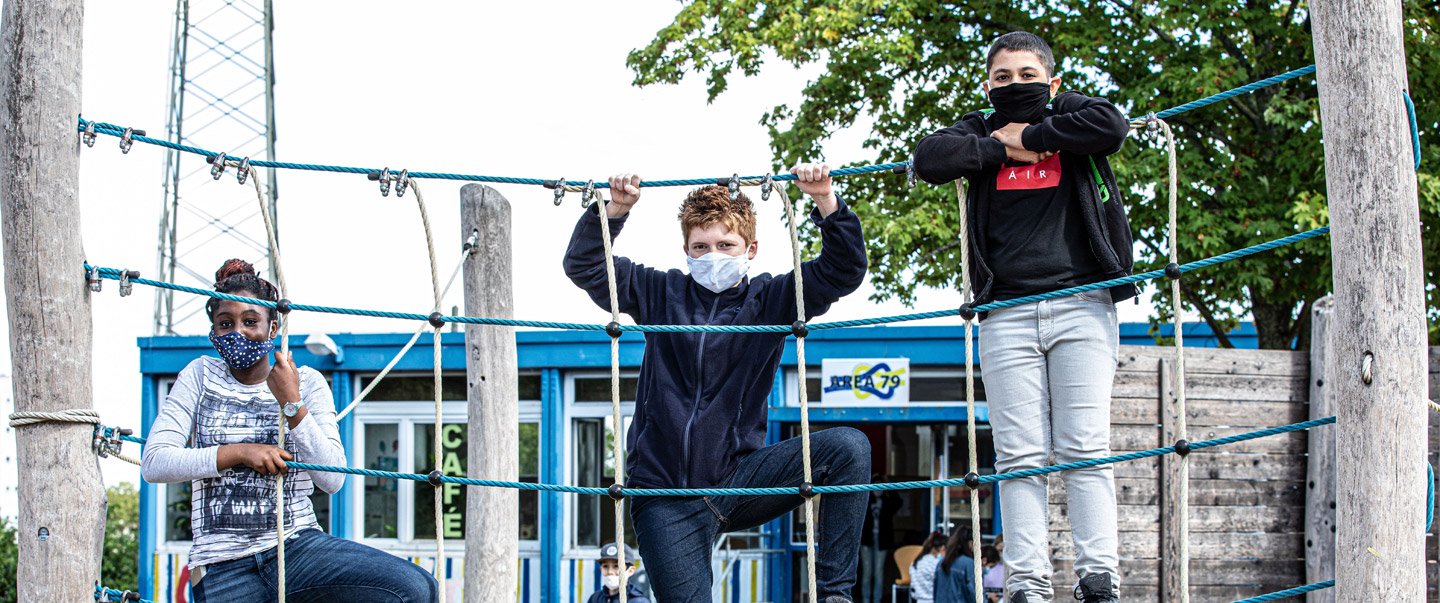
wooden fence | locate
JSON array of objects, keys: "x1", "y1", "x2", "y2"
[{"x1": 1042, "y1": 338, "x2": 1439, "y2": 602}]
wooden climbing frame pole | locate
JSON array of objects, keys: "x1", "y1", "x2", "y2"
[
  {"x1": 461, "y1": 184, "x2": 519, "y2": 599},
  {"x1": 1311, "y1": 0, "x2": 1428, "y2": 599},
  {"x1": 0, "y1": 0, "x2": 107, "y2": 599}
]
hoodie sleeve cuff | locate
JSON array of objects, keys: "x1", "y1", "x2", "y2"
[
  {"x1": 581, "y1": 202, "x2": 629, "y2": 232},
  {"x1": 979, "y1": 137, "x2": 1009, "y2": 167},
  {"x1": 1021, "y1": 124, "x2": 1049, "y2": 152},
  {"x1": 809, "y1": 194, "x2": 852, "y2": 226}
]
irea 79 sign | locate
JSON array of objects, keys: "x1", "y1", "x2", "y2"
[{"x1": 820, "y1": 358, "x2": 910, "y2": 405}]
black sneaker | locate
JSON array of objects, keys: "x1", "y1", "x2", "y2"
[
  {"x1": 1010, "y1": 590, "x2": 1030, "y2": 603},
  {"x1": 1074, "y1": 573, "x2": 1119, "y2": 603}
]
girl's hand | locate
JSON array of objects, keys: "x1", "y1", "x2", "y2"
[
  {"x1": 219, "y1": 443, "x2": 293, "y2": 475},
  {"x1": 266, "y1": 351, "x2": 301, "y2": 407}
]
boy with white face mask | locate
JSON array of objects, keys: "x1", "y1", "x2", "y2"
[
  {"x1": 587, "y1": 543, "x2": 649, "y2": 603},
  {"x1": 563, "y1": 164, "x2": 871, "y2": 602}
]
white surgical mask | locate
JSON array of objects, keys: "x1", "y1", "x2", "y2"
[
  {"x1": 686, "y1": 251, "x2": 750, "y2": 293},
  {"x1": 602, "y1": 575, "x2": 621, "y2": 591}
]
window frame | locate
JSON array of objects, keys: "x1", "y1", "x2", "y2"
[
  {"x1": 350, "y1": 370, "x2": 542, "y2": 554},
  {"x1": 562, "y1": 370, "x2": 639, "y2": 553}
]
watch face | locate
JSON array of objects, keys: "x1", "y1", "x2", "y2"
[{"x1": 284, "y1": 402, "x2": 299, "y2": 417}]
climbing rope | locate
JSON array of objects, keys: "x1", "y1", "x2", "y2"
[
  {"x1": 1152, "y1": 115, "x2": 1191, "y2": 603},
  {"x1": 336, "y1": 230, "x2": 476, "y2": 419},
  {"x1": 74, "y1": 66, "x2": 1318, "y2": 193},
  {"x1": 80, "y1": 224, "x2": 1331, "y2": 335},
  {"x1": 952, "y1": 178, "x2": 984, "y2": 603},
  {"x1": 777, "y1": 184, "x2": 819, "y2": 603},
  {"x1": 247, "y1": 165, "x2": 293, "y2": 603},
  {"x1": 405, "y1": 178, "x2": 449, "y2": 603},
  {"x1": 1230, "y1": 580, "x2": 1334, "y2": 602},
  {"x1": 8, "y1": 409, "x2": 100, "y2": 427},
  {"x1": 590, "y1": 189, "x2": 629, "y2": 603}
]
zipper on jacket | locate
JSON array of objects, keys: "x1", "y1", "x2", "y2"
[{"x1": 679, "y1": 294, "x2": 723, "y2": 488}]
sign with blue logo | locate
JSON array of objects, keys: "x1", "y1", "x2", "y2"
[{"x1": 820, "y1": 358, "x2": 910, "y2": 405}]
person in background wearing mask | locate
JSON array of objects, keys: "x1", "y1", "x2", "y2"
[
  {"x1": 564, "y1": 165, "x2": 871, "y2": 602},
  {"x1": 588, "y1": 542, "x2": 650, "y2": 603},
  {"x1": 142, "y1": 259, "x2": 438, "y2": 602},
  {"x1": 914, "y1": 30, "x2": 1131, "y2": 603}
]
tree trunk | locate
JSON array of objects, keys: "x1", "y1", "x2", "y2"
[{"x1": 1, "y1": 0, "x2": 105, "y2": 599}]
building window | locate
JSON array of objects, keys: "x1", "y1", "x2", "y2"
[
  {"x1": 363, "y1": 423, "x2": 400, "y2": 539},
  {"x1": 573, "y1": 377, "x2": 638, "y2": 403},
  {"x1": 572, "y1": 416, "x2": 635, "y2": 548}
]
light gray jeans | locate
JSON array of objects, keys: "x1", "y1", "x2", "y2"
[{"x1": 979, "y1": 289, "x2": 1120, "y2": 601}]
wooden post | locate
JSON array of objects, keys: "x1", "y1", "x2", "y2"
[
  {"x1": 0, "y1": 0, "x2": 106, "y2": 599},
  {"x1": 1159, "y1": 358, "x2": 1181, "y2": 602},
  {"x1": 1312, "y1": 1, "x2": 1429, "y2": 599},
  {"x1": 461, "y1": 184, "x2": 518, "y2": 599},
  {"x1": 1306, "y1": 296, "x2": 1336, "y2": 603}
]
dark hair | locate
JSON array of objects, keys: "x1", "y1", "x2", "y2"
[
  {"x1": 981, "y1": 544, "x2": 1000, "y2": 565},
  {"x1": 985, "y1": 31, "x2": 1055, "y2": 77},
  {"x1": 940, "y1": 526, "x2": 974, "y2": 572},
  {"x1": 205, "y1": 259, "x2": 280, "y2": 322},
  {"x1": 913, "y1": 531, "x2": 946, "y2": 567}
]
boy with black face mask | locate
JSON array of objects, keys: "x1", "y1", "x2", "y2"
[{"x1": 913, "y1": 31, "x2": 1132, "y2": 603}]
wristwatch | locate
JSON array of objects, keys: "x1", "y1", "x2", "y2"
[{"x1": 283, "y1": 400, "x2": 305, "y2": 418}]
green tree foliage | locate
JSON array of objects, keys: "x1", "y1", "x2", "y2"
[
  {"x1": 0, "y1": 516, "x2": 16, "y2": 603},
  {"x1": 104, "y1": 482, "x2": 140, "y2": 593},
  {"x1": 628, "y1": 1, "x2": 1440, "y2": 348},
  {"x1": 0, "y1": 483, "x2": 139, "y2": 603}
]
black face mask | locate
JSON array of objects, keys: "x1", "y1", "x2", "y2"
[{"x1": 988, "y1": 82, "x2": 1052, "y2": 124}]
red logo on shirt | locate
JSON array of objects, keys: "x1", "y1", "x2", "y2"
[{"x1": 996, "y1": 154, "x2": 1061, "y2": 190}]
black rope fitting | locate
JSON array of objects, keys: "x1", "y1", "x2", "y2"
[
  {"x1": 427, "y1": 312, "x2": 445, "y2": 328},
  {"x1": 122, "y1": 591, "x2": 140, "y2": 602},
  {"x1": 427, "y1": 470, "x2": 444, "y2": 487},
  {"x1": 963, "y1": 472, "x2": 980, "y2": 488},
  {"x1": 546, "y1": 177, "x2": 566, "y2": 205},
  {"x1": 1174, "y1": 439, "x2": 1191, "y2": 456},
  {"x1": 791, "y1": 321, "x2": 808, "y2": 338},
  {"x1": 608, "y1": 482, "x2": 626, "y2": 500},
  {"x1": 959, "y1": 303, "x2": 977, "y2": 321},
  {"x1": 605, "y1": 321, "x2": 623, "y2": 338},
  {"x1": 798, "y1": 482, "x2": 816, "y2": 498},
  {"x1": 275, "y1": 299, "x2": 292, "y2": 314},
  {"x1": 1164, "y1": 262, "x2": 1182, "y2": 279}
]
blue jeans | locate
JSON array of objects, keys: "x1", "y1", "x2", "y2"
[
  {"x1": 192, "y1": 528, "x2": 438, "y2": 602},
  {"x1": 632, "y1": 427, "x2": 871, "y2": 602},
  {"x1": 980, "y1": 290, "x2": 1120, "y2": 601}
]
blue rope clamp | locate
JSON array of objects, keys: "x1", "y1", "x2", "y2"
[
  {"x1": 377, "y1": 167, "x2": 392, "y2": 197},
  {"x1": 82, "y1": 118, "x2": 97, "y2": 148},
  {"x1": 546, "y1": 177, "x2": 566, "y2": 206},
  {"x1": 395, "y1": 169, "x2": 410, "y2": 198},
  {"x1": 119, "y1": 128, "x2": 135, "y2": 154},
  {"x1": 236, "y1": 157, "x2": 251, "y2": 185},
  {"x1": 727, "y1": 173, "x2": 740, "y2": 201},
  {"x1": 86, "y1": 266, "x2": 103, "y2": 293},
  {"x1": 209, "y1": 152, "x2": 227, "y2": 180},
  {"x1": 581, "y1": 179, "x2": 597, "y2": 209},
  {"x1": 119, "y1": 269, "x2": 138, "y2": 297},
  {"x1": 760, "y1": 172, "x2": 774, "y2": 201}
]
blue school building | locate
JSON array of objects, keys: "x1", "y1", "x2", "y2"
[{"x1": 133, "y1": 322, "x2": 1254, "y2": 603}]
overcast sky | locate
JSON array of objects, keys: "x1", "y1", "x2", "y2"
[{"x1": 0, "y1": 1, "x2": 1164, "y2": 512}]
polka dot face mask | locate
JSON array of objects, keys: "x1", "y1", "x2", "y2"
[{"x1": 209, "y1": 330, "x2": 275, "y2": 370}]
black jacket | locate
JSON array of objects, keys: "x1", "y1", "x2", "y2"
[
  {"x1": 913, "y1": 91, "x2": 1136, "y2": 307},
  {"x1": 585, "y1": 583, "x2": 650, "y2": 603},
  {"x1": 563, "y1": 200, "x2": 867, "y2": 489}
]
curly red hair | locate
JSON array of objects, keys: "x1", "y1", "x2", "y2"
[{"x1": 677, "y1": 185, "x2": 757, "y2": 245}]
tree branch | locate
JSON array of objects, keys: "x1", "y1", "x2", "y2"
[
  {"x1": 1286, "y1": 297, "x2": 1312, "y2": 350},
  {"x1": 1105, "y1": 0, "x2": 1176, "y2": 46}
]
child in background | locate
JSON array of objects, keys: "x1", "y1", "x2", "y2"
[{"x1": 909, "y1": 531, "x2": 946, "y2": 603}]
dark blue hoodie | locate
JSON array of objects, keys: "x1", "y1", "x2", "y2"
[{"x1": 563, "y1": 199, "x2": 867, "y2": 489}]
